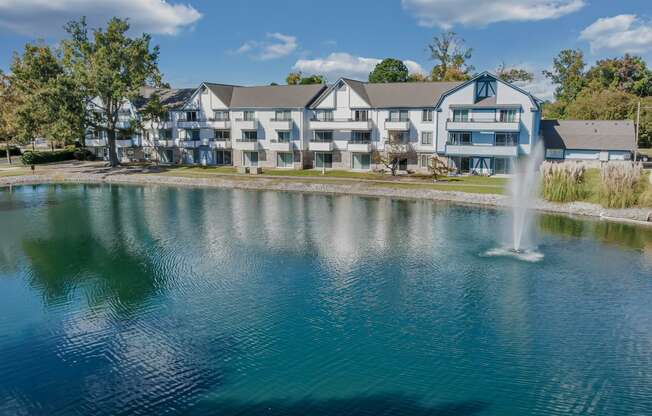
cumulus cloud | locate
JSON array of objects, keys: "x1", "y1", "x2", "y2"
[
  {"x1": 293, "y1": 52, "x2": 425, "y2": 80},
  {"x1": 235, "y1": 33, "x2": 298, "y2": 60},
  {"x1": 580, "y1": 14, "x2": 652, "y2": 54},
  {"x1": 0, "y1": 0, "x2": 201, "y2": 36},
  {"x1": 402, "y1": 0, "x2": 585, "y2": 28}
]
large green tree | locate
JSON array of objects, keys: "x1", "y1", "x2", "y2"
[
  {"x1": 62, "y1": 17, "x2": 161, "y2": 166},
  {"x1": 542, "y1": 49, "x2": 586, "y2": 105},
  {"x1": 368, "y1": 58, "x2": 409, "y2": 83},
  {"x1": 428, "y1": 31, "x2": 474, "y2": 81},
  {"x1": 138, "y1": 92, "x2": 167, "y2": 164},
  {"x1": 286, "y1": 72, "x2": 325, "y2": 85},
  {"x1": 0, "y1": 70, "x2": 20, "y2": 163},
  {"x1": 585, "y1": 54, "x2": 652, "y2": 97},
  {"x1": 496, "y1": 63, "x2": 534, "y2": 83}
]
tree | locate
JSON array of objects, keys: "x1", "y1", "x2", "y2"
[
  {"x1": 585, "y1": 54, "x2": 652, "y2": 97},
  {"x1": 139, "y1": 92, "x2": 167, "y2": 164},
  {"x1": 429, "y1": 155, "x2": 454, "y2": 180},
  {"x1": 0, "y1": 70, "x2": 20, "y2": 164},
  {"x1": 407, "y1": 72, "x2": 430, "y2": 82},
  {"x1": 428, "y1": 31, "x2": 474, "y2": 81},
  {"x1": 286, "y1": 72, "x2": 324, "y2": 85},
  {"x1": 543, "y1": 49, "x2": 586, "y2": 104},
  {"x1": 372, "y1": 134, "x2": 415, "y2": 176},
  {"x1": 496, "y1": 63, "x2": 534, "y2": 83},
  {"x1": 368, "y1": 58, "x2": 409, "y2": 83},
  {"x1": 61, "y1": 17, "x2": 161, "y2": 167}
]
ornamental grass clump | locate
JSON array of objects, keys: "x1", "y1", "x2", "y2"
[
  {"x1": 540, "y1": 161, "x2": 586, "y2": 203},
  {"x1": 599, "y1": 162, "x2": 643, "y2": 208}
]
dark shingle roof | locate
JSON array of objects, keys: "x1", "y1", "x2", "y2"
[
  {"x1": 204, "y1": 83, "x2": 326, "y2": 108},
  {"x1": 541, "y1": 120, "x2": 636, "y2": 152},
  {"x1": 135, "y1": 87, "x2": 195, "y2": 110}
]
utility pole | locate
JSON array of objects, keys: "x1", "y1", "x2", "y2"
[{"x1": 636, "y1": 101, "x2": 640, "y2": 162}]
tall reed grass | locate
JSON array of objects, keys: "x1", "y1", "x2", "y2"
[
  {"x1": 599, "y1": 162, "x2": 643, "y2": 208},
  {"x1": 540, "y1": 161, "x2": 586, "y2": 202}
]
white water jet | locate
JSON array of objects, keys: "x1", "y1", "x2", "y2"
[{"x1": 508, "y1": 141, "x2": 545, "y2": 252}]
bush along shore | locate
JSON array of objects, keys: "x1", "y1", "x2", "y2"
[{"x1": 1, "y1": 162, "x2": 651, "y2": 225}]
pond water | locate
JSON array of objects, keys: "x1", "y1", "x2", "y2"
[{"x1": 1, "y1": 184, "x2": 651, "y2": 415}]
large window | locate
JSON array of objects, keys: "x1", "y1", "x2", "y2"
[
  {"x1": 422, "y1": 109, "x2": 433, "y2": 122},
  {"x1": 388, "y1": 131, "x2": 409, "y2": 143},
  {"x1": 313, "y1": 131, "x2": 333, "y2": 142},
  {"x1": 351, "y1": 131, "x2": 371, "y2": 142},
  {"x1": 476, "y1": 79, "x2": 496, "y2": 100},
  {"x1": 185, "y1": 129, "x2": 200, "y2": 140},
  {"x1": 185, "y1": 111, "x2": 198, "y2": 121},
  {"x1": 277, "y1": 131, "x2": 291, "y2": 142},
  {"x1": 354, "y1": 110, "x2": 368, "y2": 121},
  {"x1": 214, "y1": 129, "x2": 230, "y2": 140},
  {"x1": 213, "y1": 110, "x2": 229, "y2": 121},
  {"x1": 315, "y1": 110, "x2": 333, "y2": 121},
  {"x1": 389, "y1": 110, "x2": 409, "y2": 121},
  {"x1": 243, "y1": 130, "x2": 258, "y2": 141},
  {"x1": 494, "y1": 158, "x2": 511, "y2": 174},
  {"x1": 495, "y1": 132, "x2": 518, "y2": 146},
  {"x1": 499, "y1": 109, "x2": 517, "y2": 122},
  {"x1": 158, "y1": 129, "x2": 172, "y2": 139},
  {"x1": 277, "y1": 152, "x2": 294, "y2": 168},
  {"x1": 275, "y1": 110, "x2": 291, "y2": 121},
  {"x1": 352, "y1": 153, "x2": 371, "y2": 170},
  {"x1": 315, "y1": 152, "x2": 333, "y2": 169},
  {"x1": 215, "y1": 150, "x2": 232, "y2": 165},
  {"x1": 452, "y1": 109, "x2": 469, "y2": 122},
  {"x1": 243, "y1": 111, "x2": 255, "y2": 121},
  {"x1": 448, "y1": 131, "x2": 472, "y2": 145},
  {"x1": 421, "y1": 131, "x2": 433, "y2": 145}
]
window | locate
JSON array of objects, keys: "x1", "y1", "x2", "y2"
[
  {"x1": 452, "y1": 109, "x2": 469, "y2": 122},
  {"x1": 213, "y1": 110, "x2": 229, "y2": 121},
  {"x1": 277, "y1": 152, "x2": 294, "y2": 168},
  {"x1": 351, "y1": 131, "x2": 371, "y2": 142},
  {"x1": 275, "y1": 110, "x2": 291, "y2": 121},
  {"x1": 315, "y1": 110, "x2": 333, "y2": 121},
  {"x1": 389, "y1": 131, "x2": 409, "y2": 143},
  {"x1": 389, "y1": 110, "x2": 408, "y2": 121},
  {"x1": 422, "y1": 109, "x2": 433, "y2": 122},
  {"x1": 545, "y1": 149, "x2": 564, "y2": 159},
  {"x1": 214, "y1": 129, "x2": 230, "y2": 140},
  {"x1": 243, "y1": 111, "x2": 255, "y2": 121},
  {"x1": 158, "y1": 129, "x2": 172, "y2": 140},
  {"x1": 476, "y1": 79, "x2": 496, "y2": 100},
  {"x1": 494, "y1": 158, "x2": 511, "y2": 174},
  {"x1": 420, "y1": 154, "x2": 430, "y2": 168},
  {"x1": 448, "y1": 131, "x2": 471, "y2": 145},
  {"x1": 421, "y1": 131, "x2": 433, "y2": 145},
  {"x1": 314, "y1": 131, "x2": 333, "y2": 142},
  {"x1": 495, "y1": 132, "x2": 518, "y2": 146},
  {"x1": 354, "y1": 110, "x2": 368, "y2": 121},
  {"x1": 185, "y1": 111, "x2": 198, "y2": 121},
  {"x1": 243, "y1": 130, "x2": 258, "y2": 141},
  {"x1": 215, "y1": 150, "x2": 232, "y2": 165},
  {"x1": 277, "y1": 131, "x2": 291, "y2": 142},
  {"x1": 315, "y1": 152, "x2": 333, "y2": 168},
  {"x1": 185, "y1": 129, "x2": 200, "y2": 140},
  {"x1": 352, "y1": 153, "x2": 371, "y2": 170},
  {"x1": 499, "y1": 109, "x2": 517, "y2": 123},
  {"x1": 162, "y1": 112, "x2": 170, "y2": 122}
]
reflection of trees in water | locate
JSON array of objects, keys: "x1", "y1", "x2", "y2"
[
  {"x1": 538, "y1": 214, "x2": 652, "y2": 252},
  {"x1": 21, "y1": 185, "x2": 166, "y2": 314}
]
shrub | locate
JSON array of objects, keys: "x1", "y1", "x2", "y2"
[
  {"x1": 599, "y1": 162, "x2": 643, "y2": 208},
  {"x1": 540, "y1": 161, "x2": 586, "y2": 202},
  {"x1": 0, "y1": 146, "x2": 21, "y2": 157},
  {"x1": 20, "y1": 146, "x2": 77, "y2": 165},
  {"x1": 73, "y1": 148, "x2": 96, "y2": 161}
]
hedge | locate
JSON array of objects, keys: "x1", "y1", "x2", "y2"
[
  {"x1": 0, "y1": 147, "x2": 21, "y2": 157},
  {"x1": 20, "y1": 147, "x2": 77, "y2": 165}
]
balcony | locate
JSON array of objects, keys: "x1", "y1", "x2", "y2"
[
  {"x1": 309, "y1": 118, "x2": 372, "y2": 130},
  {"x1": 234, "y1": 119, "x2": 257, "y2": 130},
  {"x1": 177, "y1": 119, "x2": 204, "y2": 128},
  {"x1": 383, "y1": 140, "x2": 412, "y2": 152},
  {"x1": 446, "y1": 118, "x2": 519, "y2": 132},
  {"x1": 384, "y1": 119, "x2": 410, "y2": 131},
  {"x1": 115, "y1": 139, "x2": 133, "y2": 148},
  {"x1": 208, "y1": 138, "x2": 232, "y2": 149},
  {"x1": 347, "y1": 140, "x2": 373, "y2": 153},
  {"x1": 85, "y1": 138, "x2": 106, "y2": 147},
  {"x1": 309, "y1": 140, "x2": 334, "y2": 152},
  {"x1": 269, "y1": 140, "x2": 294, "y2": 152},
  {"x1": 154, "y1": 139, "x2": 176, "y2": 148},
  {"x1": 269, "y1": 119, "x2": 293, "y2": 130},
  {"x1": 180, "y1": 140, "x2": 200, "y2": 149},
  {"x1": 445, "y1": 143, "x2": 518, "y2": 157},
  {"x1": 233, "y1": 139, "x2": 260, "y2": 151}
]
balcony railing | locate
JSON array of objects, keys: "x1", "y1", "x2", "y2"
[
  {"x1": 447, "y1": 140, "x2": 517, "y2": 146},
  {"x1": 448, "y1": 117, "x2": 518, "y2": 123}
]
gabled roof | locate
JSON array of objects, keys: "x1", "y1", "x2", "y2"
[
  {"x1": 541, "y1": 120, "x2": 636, "y2": 152},
  {"x1": 134, "y1": 86, "x2": 195, "y2": 110},
  {"x1": 204, "y1": 83, "x2": 237, "y2": 106},
  {"x1": 310, "y1": 78, "x2": 463, "y2": 109},
  {"x1": 196, "y1": 83, "x2": 326, "y2": 108}
]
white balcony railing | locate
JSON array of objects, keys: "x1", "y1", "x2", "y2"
[
  {"x1": 446, "y1": 119, "x2": 519, "y2": 132},
  {"x1": 384, "y1": 119, "x2": 410, "y2": 131},
  {"x1": 347, "y1": 141, "x2": 373, "y2": 153},
  {"x1": 180, "y1": 140, "x2": 200, "y2": 149},
  {"x1": 309, "y1": 140, "x2": 334, "y2": 152},
  {"x1": 234, "y1": 119, "x2": 257, "y2": 130},
  {"x1": 154, "y1": 139, "x2": 176, "y2": 147},
  {"x1": 269, "y1": 119, "x2": 293, "y2": 130},
  {"x1": 115, "y1": 139, "x2": 134, "y2": 148},
  {"x1": 209, "y1": 139, "x2": 232, "y2": 149},
  {"x1": 445, "y1": 144, "x2": 518, "y2": 157},
  {"x1": 309, "y1": 118, "x2": 372, "y2": 130},
  {"x1": 85, "y1": 138, "x2": 106, "y2": 147},
  {"x1": 269, "y1": 140, "x2": 293, "y2": 152},
  {"x1": 233, "y1": 139, "x2": 260, "y2": 151}
]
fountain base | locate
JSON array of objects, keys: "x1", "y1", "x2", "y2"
[{"x1": 483, "y1": 247, "x2": 544, "y2": 263}]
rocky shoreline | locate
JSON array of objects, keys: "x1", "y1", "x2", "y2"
[{"x1": 2, "y1": 169, "x2": 652, "y2": 225}]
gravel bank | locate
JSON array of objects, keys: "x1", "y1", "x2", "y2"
[{"x1": 2, "y1": 169, "x2": 652, "y2": 225}]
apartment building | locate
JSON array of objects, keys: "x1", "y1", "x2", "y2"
[{"x1": 88, "y1": 71, "x2": 545, "y2": 175}]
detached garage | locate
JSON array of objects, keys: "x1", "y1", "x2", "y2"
[{"x1": 541, "y1": 120, "x2": 635, "y2": 162}]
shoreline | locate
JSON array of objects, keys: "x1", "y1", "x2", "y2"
[{"x1": 2, "y1": 169, "x2": 652, "y2": 226}]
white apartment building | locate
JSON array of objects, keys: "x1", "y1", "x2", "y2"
[{"x1": 87, "y1": 71, "x2": 544, "y2": 175}]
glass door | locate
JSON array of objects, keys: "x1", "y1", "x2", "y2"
[{"x1": 315, "y1": 152, "x2": 332, "y2": 169}]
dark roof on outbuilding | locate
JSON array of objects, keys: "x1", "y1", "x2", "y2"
[{"x1": 541, "y1": 120, "x2": 636, "y2": 152}]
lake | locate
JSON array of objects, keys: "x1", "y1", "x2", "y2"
[{"x1": 1, "y1": 184, "x2": 651, "y2": 415}]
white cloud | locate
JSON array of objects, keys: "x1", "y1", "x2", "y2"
[
  {"x1": 580, "y1": 14, "x2": 652, "y2": 54},
  {"x1": 235, "y1": 33, "x2": 298, "y2": 60},
  {"x1": 402, "y1": 0, "x2": 585, "y2": 28},
  {"x1": 0, "y1": 0, "x2": 201, "y2": 36},
  {"x1": 293, "y1": 52, "x2": 425, "y2": 80}
]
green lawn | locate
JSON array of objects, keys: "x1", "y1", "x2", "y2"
[
  {"x1": 261, "y1": 169, "x2": 383, "y2": 180},
  {"x1": 159, "y1": 166, "x2": 238, "y2": 175},
  {"x1": 0, "y1": 168, "x2": 30, "y2": 177}
]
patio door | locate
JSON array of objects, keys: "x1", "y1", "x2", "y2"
[
  {"x1": 244, "y1": 151, "x2": 258, "y2": 167},
  {"x1": 315, "y1": 152, "x2": 332, "y2": 169},
  {"x1": 472, "y1": 157, "x2": 491, "y2": 175},
  {"x1": 352, "y1": 153, "x2": 370, "y2": 170}
]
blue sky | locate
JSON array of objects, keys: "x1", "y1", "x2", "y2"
[{"x1": 1, "y1": 0, "x2": 651, "y2": 100}]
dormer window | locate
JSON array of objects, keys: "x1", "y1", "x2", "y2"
[
  {"x1": 316, "y1": 110, "x2": 333, "y2": 121},
  {"x1": 476, "y1": 78, "x2": 496, "y2": 101},
  {"x1": 185, "y1": 111, "x2": 198, "y2": 121}
]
